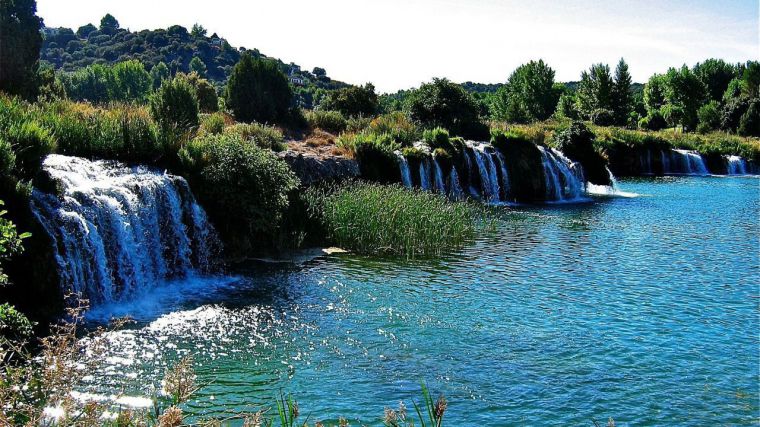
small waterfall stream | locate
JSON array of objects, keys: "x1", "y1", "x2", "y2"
[
  {"x1": 666, "y1": 149, "x2": 709, "y2": 175},
  {"x1": 725, "y1": 155, "x2": 748, "y2": 175},
  {"x1": 31, "y1": 155, "x2": 220, "y2": 305},
  {"x1": 397, "y1": 152, "x2": 413, "y2": 188},
  {"x1": 537, "y1": 146, "x2": 586, "y2": 201},
  {"x1": 432, "y1": 158, "x2": 447, "y2": 194}
]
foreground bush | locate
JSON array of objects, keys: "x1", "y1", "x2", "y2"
[
  {"x1": 179, "y1": 133, "x2": 299, "y2": 250},
  {"x1": 307, "y1": 182, "x2": 486, "y2": 257}
]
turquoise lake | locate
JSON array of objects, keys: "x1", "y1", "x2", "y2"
[{"x1": 83, "y1": 176, "x2": 760, "y2": 425}]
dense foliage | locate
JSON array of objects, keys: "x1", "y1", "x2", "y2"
[
  {"x1": 405, "y1": 78, "x2": 488, "y2": 139},
  {"x1": 318, "y1": 83, "x2": 379, "y2": 117},
  {"x1": 492, "y1": 60, "x2": 560, "y2": 123},
  {"x1": 225, "y1": 53, "x2": 294, "y2": 125},
  {"x1": 0, "y1": 0, "x2": 44, "y2": 99}
]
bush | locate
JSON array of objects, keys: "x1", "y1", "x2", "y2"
[
  {"x1": 0, "y1": 303, "x2": 33, "y2": 342},
  {"x1": 6, "y1": 120, "x2": 56, "y2": 179},
  {"x1": 179, "y1": 72, "x2": 218, "y2": 113},
  {"x1": 422, "y1": 127, "x2": 455, "y2": 154},
  {"x1": 368, "y1": 112, "x2": 420, "y2": 146},
  {"x1": 590, "y1": 108, "x2": 614, "y2": 126},
  {"x1": 306, "y1": 182, "x2": 485, "y2": 257},
  {"x1": 305, "y1": 110, "x2": 347, "y2": 134},
  {"x1": 198, "y1": 112, "x2": 227, "y2": 136},
  {"x1": 223, "y1": 122, "x2": 285, "y2": 151},
  {"x1": 225, "y1": 53, "x2": 294, "y2": 125},
  {"x1": 639, "y1": 110, "x2": 667, "y2": 131},
  {"x1": 738, "y1": 99, "x2": 760, "y2": 137},
  {"x1": 150, "y1": 76, "x2": 199, "y2": 134},
  {"x1": 318, "y1": 83, "x2": 378, "y2": 117},
  {"x1": 697, "y1": 101, "x2": 721, "y2": 134},
  {"x1": 336, "y1": 132, "x2": 400, "y2": 183},
  {"x1": 0, "y1": 138, "x2": 16, "y2": 176},
  {"x1": 405, "y1": 78, "x2": 488, "y2": 139},
  {"x1": 178, "y1": 133, "x2": 299, "y2": 249},
  {"x1": 721, "y1": 97, "x2": 750, "y2": 133}
]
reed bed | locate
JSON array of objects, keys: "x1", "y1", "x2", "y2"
[{"x1": 307, "y1": 182, "x2": 489, "y2": 257}]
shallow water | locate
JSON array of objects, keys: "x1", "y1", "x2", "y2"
[{"x1": 81, "y1": 176, "x2": 759, "y2": 425}]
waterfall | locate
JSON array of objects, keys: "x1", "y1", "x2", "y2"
[
  {"x1": 494, "y1": 151, "x2": 511, "y2": 200},
  {"x1": 419, "y1": 158, "x2": 432, "y2": 190},
  {"x1": 432, "y1": 157, "x2": 447, "y2": 194},
  {"x1": 448, "y1": 167, "x2": 464, "y2": 200},
  {"x1": 537, "y1": 146, "x2": 585, "y2": 201},
  {"x1": 668, "y1": 149, "x2": 709, "y2": 175},
  {"x1": 397, "y1": 152, "x2": 413, "y2": 188},
  {"x1": 30, "y1": 155, "x2": 220, "y2": 305},
  {"x1": 660, "y1": 150, "x2": 670, "y2": 174},
  {"x1": 469, "y1": 143, "x2": 500, "y2": 202},
  {"x1": 725, "y1": 155, "x2": 748, "y2": 175}
]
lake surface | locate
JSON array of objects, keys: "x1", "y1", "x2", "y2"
[{"x1": 82, "y1": 176, "x2": 759, "y2": 426}]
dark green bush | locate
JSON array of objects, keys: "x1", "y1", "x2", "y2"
[
  {"x1": 150, "y1": 76, "x2": 199, "y2": 134},
  {"x1": 305, "y1": 110, "x2": 347, "y2": 134},
  {"x1": 0, "y1": 138, "x2": 16, "y2": 176},
  {"x1": 179, "y1": 133, "x2": 299, "y2": 251},
  {"x1": 337, "y1": 132, "x2": 400, "y2": 183},
  {"x1": 179, "y1": 72, "x2": 219, "y2": 113},
  {"x1": 697, "y1": 101, "x2": 721, "y2": 134},
  {"x1": 318, "y1": 83, "x2": 378, "y2": 117},
  {"x1": 405, "y1": 78, "x2": 488, "y2": 140},
  {"x1": 639, "y1": 110, "x2": 667, "y2": 131},
  {"x1": 721, "y1": 97, "x2": 750, "y2": 133},
  {"x1": 590, "y1": 108, "x2": 614, "y2": 126},
  {"x1": 225, "y1": 53, "x2": 294, "y2": 125},
  {"x1": 738, "y1": 99, "x2": 760, "y2": 137},
  {"x1": 198, "y1": 112, "x2": 227, "y2": 136}
]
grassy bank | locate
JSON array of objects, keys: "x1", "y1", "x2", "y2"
[{"x1": 306, "y1": 182, "x2": 490, "y2": 258}]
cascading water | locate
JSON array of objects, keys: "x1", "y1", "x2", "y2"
[
  {"x1": 537, "y1": 147, "x2": 586, "y2": 201},
  {"x1": 418, "y1": 158, "x2": 432, "y2": 191},
  {"x1": 31, "y1": 155, "x2": 220, "y2": 305},
  {"x1": 448, "y1": 167, "x2": 464, "y2": 200},
  {"x1": 666, "y1": 149, "x2": 709, "y2": 175},
  {"x1": 432, "y1": 157, "x2": 447, "y2": 194},
  {"x1": 468, "y1": 142, "x2": 502, "y2": 202},
  {"x1": 397, "y1": 152, "x2": 413, "y2": 188},
  {"x1": 725, "y1": 155, "x2": 748, "y2": 175}
]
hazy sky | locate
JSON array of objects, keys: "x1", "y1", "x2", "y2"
[{"x1": 37, "y1": 0, "x2": 759, "y2": 93}]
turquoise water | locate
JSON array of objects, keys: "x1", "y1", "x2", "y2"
[{"x1": 84, "y1": 176, "x2": 759, "y2": 425}]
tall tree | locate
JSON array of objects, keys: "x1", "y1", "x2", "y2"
[
  {"x1": 225, "y1": 53, "x2": 294, "y2": 124},
  {"x1": 191, "y1": 23, "x2": 207, "y2": 37},
  {"x1": 576, "y1": 63, "x2": 614, "y2": 120},
  {"x1": 492, "y1": 59, "x2": 559, "y2": 122},
  {"x1": 150, "y1": 61, "x2": 170, "y2": 89},
  {"x1": 662, "y1": 65, "x2": 706, "y2": 130},
  {"x1": 189, "y1": 56, "x2": 207, "y2": 77},
  {"x1": 693, "y1": 59, "x2": 738, "y2": 103},
  {"x1": 0, "y1": 0, "x2": 44, "y2": 99},
  {"x1": 405, "y1": 78, "x2": 487, "y2": 139},
  {"x1": 611, "y1": 58, "x2": 632, "y2": 126},
  {"x1": 99, "y1": 13, "x2": 119, "y2": 31}
]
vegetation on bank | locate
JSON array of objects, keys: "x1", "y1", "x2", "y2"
[{"x1": 307, "y1": 183, "x2": 489, "y2": 257}]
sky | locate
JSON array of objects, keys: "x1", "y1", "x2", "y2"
[{"x1": 36, "y1": 0, "x2": 759, "y2": 93}]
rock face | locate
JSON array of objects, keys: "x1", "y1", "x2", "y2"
[{"x1": 278, "y1": 150, "x2": 359, "y2": 186}]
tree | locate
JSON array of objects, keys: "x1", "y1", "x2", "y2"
[
  {"x1": 319, "y1": 83, "x2": 378, "y2": 117},
  {"x1": 111, "y1": 60, "x2": 152, "y2": 102},
  {"x1": 662, "y1": 65, "x2": 706, "y2": 130},
  {"x1": 225, "y1": 53, "x2": 294, "y2": 124},
  {"x1": 0, "y1": 0, "x2": 44, "y2": 99},
  {"x1": 150, "y1": 61, "x2": 170, "y2": 89},
  {"x1": 180, "y1": 72, "x2": 218, "y2": 113},
  {"x1": 312, "y1": 67, "x2": 326, "y2": 78},
  {"x1": 189, "y1": 56, "x2": 207, "y2": 77},
  {"x1": 693, "y1": 59, "x2": 738, "y2": 102},
  {"x1": 738, "y1": 99, "x2": 760, "y2": 137},
  {"x1": 150, "y1": 76, "x2": 199, "y2": 133},
  {"x1": 576, "y1": 63, "x2": 614, "y2": 120},
  {"x1": 612, "y1": 58, "x2": 633, "y2": 126},
  {"x1": 405, "y1": 78, "x2": 487, "y2": 139},
  {"x1": 191, "y1": 23, "x2": 207, "y2": 37},
  {"x1": 696, "y1": 101, "x2": 721, "y2": 133},
  {"x1": 556, "y1": 93, "x2": 580, "y2": 120},
  {"x1": 99, "y1": 13, "x2": 119, "y2": 31},
  {"x1": 492, "y1": 60, "x2": 559, "y2": 122},
  {"x1": 76, "y1": 23, "x2": 97, "y2": 38},
  {"x1": 741, "y1": 61, "x2": 760, "y2": 99},
  {"x1": 643, "y1": 74, "x2": 667, "y2": 113}
]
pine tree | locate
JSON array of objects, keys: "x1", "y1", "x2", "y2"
[{"x1": 612, "y1": 58, "x2": 632, "y2": 126}]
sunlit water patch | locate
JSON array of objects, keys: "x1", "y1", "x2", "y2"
[{"x1": 80, "y1": 176, "x2": 759, "y2": 425}]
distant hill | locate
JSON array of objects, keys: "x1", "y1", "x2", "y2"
[{"x1": 39, "y1": 18, "x2": 349, "y2": 106}]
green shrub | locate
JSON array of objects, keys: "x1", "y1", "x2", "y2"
[
  {"x1": 0, "y1": 138, "x2": 16, "y2": 176},
  {"x1": 225, "y1": 53, "x2": 294, "y2": 125},
  {"x1": 590, "y1": 108, "x2": 614, "y2": 126},
  {"x1": 6, "y1": 120, "x2": 56, "y2": 179},
  {"x1": 368, "y1": 112, "x2": 420, "y2": 146},
  {"x1": 179, "y1": 133, "x2": 299, "y2": 245},
  {"x1": 738, "y1": 99, "x2": 760, "y2": 137},
  {"x1": 305, "y1": 110, "x2": 347, "y2": 134},
  {"x1": 401, "y1": 146, "x2": 427, "y2": 162},
  {"x1": 150, "y1": 76, "x2": 199, "y2": 134},
  {"x1": 223, "y1": 122, "x2": 285, "y2": 151},
  {"x1": 199, "y1": 112, "x2": 227, "y2": 136},
  {"x1": 405, "y1": 78, "x2": 488, "y2": 139},
  {"x1": 346, "y1": 115, "x2": 373, "y2": 133},
  {"x1": 337, "y1": 132, "x2": 400, "y2": 183},
  {"x1": 697, "y1": 101, "x2": 721, "y2": 134},
  {"x1": 0, "y1": 303, "x2": 33, "y2": 342},
  {"x1": 318, "y1": 83, "x2": 378, "y2": 117},
  {"x1": 422, "y1": 127, "x2": 455, "y2": 153},
  {"x1": 306, "y1": 182, "x2": 485, "y2": 257},
  {"x1": 179, "y1": 72, "x2": 219, "y2": 113},
  {"x1": 639, "y1": 110, "x2": 667, "y2": 131}
]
